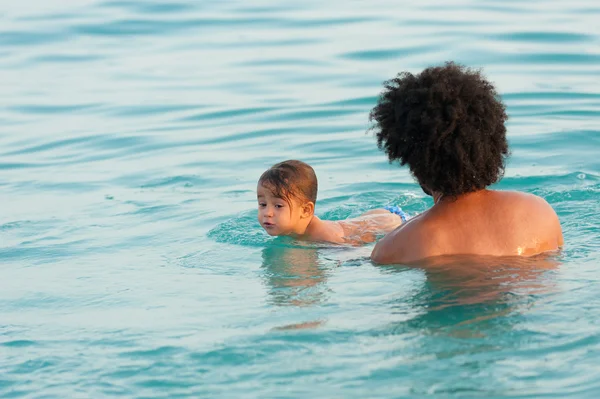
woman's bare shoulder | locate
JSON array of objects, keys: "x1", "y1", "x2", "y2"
[
  {"x1": 494, "y1": 190, "x2": 557, "y2": 216},
  {"x1": 491, "y1": 190, "x2": 563, "y2": 247}
]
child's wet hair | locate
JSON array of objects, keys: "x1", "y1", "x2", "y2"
[{"x1": 258, "y1": 160, "x2": 318, "y2": 206}]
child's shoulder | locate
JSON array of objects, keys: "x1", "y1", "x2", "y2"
[{"x1": 307, "y1": 218, "x2": 346, "y2": 244}]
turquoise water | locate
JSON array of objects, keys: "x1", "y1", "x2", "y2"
[{"x1": 1, "y1": 0, "x2": 599, "y2": 397}]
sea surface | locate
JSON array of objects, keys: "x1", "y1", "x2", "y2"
[{"x1": 1, "y1": 0, "x2": 599, "y2": 397}]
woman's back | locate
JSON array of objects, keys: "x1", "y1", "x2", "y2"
[{"x1": 371, "y1": 190, "x2": 563, "y2": 264}]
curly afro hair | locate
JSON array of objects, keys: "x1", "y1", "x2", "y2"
[{"x1": 369, "y1": 62, "x2": 509, "y2": 197}]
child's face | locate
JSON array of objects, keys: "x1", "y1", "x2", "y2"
[{"x1": 257, "y1": 184, "x2": 307, "y2": 236}]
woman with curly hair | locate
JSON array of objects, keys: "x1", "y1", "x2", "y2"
[{"x1": 369, "y1": 62, "x2": 563, "y2": 264}]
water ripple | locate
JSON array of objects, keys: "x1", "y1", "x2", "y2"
[
  {"x1": 0, "y1": 31, "x2": 67, "y2": 46},
  {"x1": 341, "y1": 44, "x2": 442, "y2": 60},
  {"x1": 8, "y1": 104, "x2": 101, "y2": 114},
  {"x1": 99, "y1": 1, "x2": 196, "y2": 14},
  {"x1": 490, "y1": 31, "x2": 596, "y2": 43},
  {"x1": 1, "y1": 0, "x2": 599, "y2": 397}
]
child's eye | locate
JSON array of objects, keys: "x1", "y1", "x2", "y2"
[
  {"x1": 275, "y1": 204, "x2": 284, "y2": 208},
  {"x1": 258, "y1": 203, "x2": 266, "y2": 207}
]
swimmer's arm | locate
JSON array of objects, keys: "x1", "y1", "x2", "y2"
[
  {"x1": 371, "y1": 230, "x2": 418, "y2": 264},
  {"x1": 370, "y1": 230, "x2": 397, "y2": 263},
  {"x1": 370, "y1": 215, "x2": 428, "y2": 264}
]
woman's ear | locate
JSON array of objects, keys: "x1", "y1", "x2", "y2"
[{"x1": 301, "y1": 201, "x2": 315, "y2": 218}]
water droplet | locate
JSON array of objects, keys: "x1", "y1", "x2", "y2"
[{"x1": 577, "y1": 173, "x2": 586, "y2": 180}]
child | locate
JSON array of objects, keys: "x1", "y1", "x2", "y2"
[{"x1": 257, "y1": 160, "x2": 406, "y2": 245}]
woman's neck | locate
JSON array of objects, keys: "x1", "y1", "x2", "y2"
[
  {"x1": 433, "y1": 188, "x2": 490, "y2": 205},
  {"x1": 433, "y1": 189, "x2": 489, "y2": 206},
  {"x1": 433, "y1": 192, "x2": 444, "y2": 204}
]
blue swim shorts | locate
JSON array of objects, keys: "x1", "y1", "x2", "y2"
[{"x1": 383, "y1": 205, "x2": 408, "y2": 223}]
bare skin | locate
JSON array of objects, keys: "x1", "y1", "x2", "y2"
[
  {"x1": 302, "y1": 209, "x2": 401, "y2": 245},
  {"x1": 371, "y1": 189, "x2": 564, "y2": 264},
  {"x1": 258, "y1": 184, "x2": 401, "y2": 245}
]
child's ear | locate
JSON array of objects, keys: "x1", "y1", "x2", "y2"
[{"x1": 301, "y1": 201, "x2": 315, "y2": 218}]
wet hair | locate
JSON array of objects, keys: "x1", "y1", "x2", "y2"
[
  {"x1": 369, "y1": 62, "x2": 509, "y2": 197},
  {"x1": 258, "y1": 160, "x2": 318, "y2": 206}
]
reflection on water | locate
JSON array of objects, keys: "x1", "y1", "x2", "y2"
[
  {"x1": 260, "y1": 241, "x2": 561, "y2": 339},
  {"x1": 257, "y1": 250, "x2": 566, "y2": 396},
  {"x1": 260, "y1": 244, "x2": 335, "y2": 307},
  {"x1": 376, "y1": 254, "x2": 561, "y2": 338},
  {"x1": 1, "y1": 0, "x2": 598, "y2": 395}
]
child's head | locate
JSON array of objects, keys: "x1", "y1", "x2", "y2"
[
  {"x1": 369, "y1": 62, "x2": 509, "y2": 198},
  {"x1": 257, "y1": 160, "x2": 318, "y2": 236}
]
